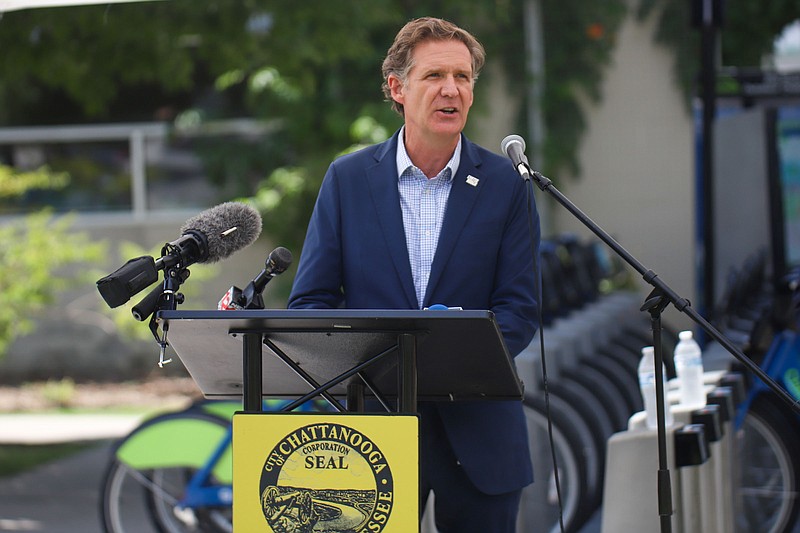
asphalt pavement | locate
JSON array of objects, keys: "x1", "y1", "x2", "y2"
[
  {"x1": 0, "y1": 414, "x2": 143, "y2": 533},
  {"x1": 0, "y1": 439, "x2": 115, "y2": 533}
]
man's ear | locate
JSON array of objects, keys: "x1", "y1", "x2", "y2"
[{"x1": 388, "y1": 75, "x2": 404, "y2": 106}]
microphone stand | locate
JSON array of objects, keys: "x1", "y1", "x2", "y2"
[{"x1": 517, "y1": 162, "x2": 799, "y2": 533}]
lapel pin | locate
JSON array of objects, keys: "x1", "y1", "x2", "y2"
[{"x1": 466, "y1": 175, "x2": 479, "y2": 187}]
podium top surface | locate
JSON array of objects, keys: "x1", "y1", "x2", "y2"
[{"x1": 157, "y1": 309, "x2": 524, "y2": 401}]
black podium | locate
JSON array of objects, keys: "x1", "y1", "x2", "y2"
[{"x1": 156, "y1": 309, "x2": 524, "y2": 412}]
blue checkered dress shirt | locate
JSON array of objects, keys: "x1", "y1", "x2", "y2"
[{"x1": 396, "y1": 129, "x2": 461, "y2": 308}]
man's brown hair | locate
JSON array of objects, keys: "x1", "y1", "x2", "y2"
[{"x1": 381, "y1": 17, "x2": 485, "y2": 116}]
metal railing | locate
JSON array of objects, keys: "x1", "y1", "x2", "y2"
[{"x1": 0, "y1": 119, "x2": 276, "y2": 220}]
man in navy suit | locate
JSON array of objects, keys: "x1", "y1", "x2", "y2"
[{"x1": 289, "y1": 17, "x2": 540, "y2": 532}]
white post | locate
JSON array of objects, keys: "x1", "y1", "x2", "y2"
[{"x1": 130, "y1": 128, "x2": 147, "y2": 220}]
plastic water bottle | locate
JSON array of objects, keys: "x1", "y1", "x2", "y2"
[
  {"x1": 673, "y1": 330, "x2": 706, "y2": 409},
  {"x1": 638, "y1": 346, "x2": 673, "y2": 430}
]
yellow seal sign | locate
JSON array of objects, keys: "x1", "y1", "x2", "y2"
[
  {"x1": 233, "y1": 413, "x2": 418, "y2": 533},
  {"x1": 261, "y1": 423, "x2": 394, "y2": 532}
]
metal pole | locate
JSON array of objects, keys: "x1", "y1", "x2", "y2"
[
  {"x1": 130, "y1": 128, "x2": 147, "y2": 220},
  {"x1": 700, "y1": 0, "x2": 718, "y2": 315},
  {"x1": 524, "y1": 0, "x2": 551, "y2": 234}
]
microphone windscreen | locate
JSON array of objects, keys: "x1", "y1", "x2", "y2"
[{"x1": 181, "y1": 202, "x2": 262, "y2": 262}]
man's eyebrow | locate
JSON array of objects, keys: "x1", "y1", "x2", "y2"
[{"x1": 418, "y1": 65, "x2": 472, "y2": 76}]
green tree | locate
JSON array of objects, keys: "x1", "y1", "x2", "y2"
[
  {"x1": 0, "y1": 165, "x2": 69, "y2": 198},
  {"x1": 0, "y1": 216, "x2": 105, "y2": 359},
  {"x1": 0, "y1": 0, "x2": 526, "y2": 250},
  {"x1": 1, "y1": 0, "x2": 793, "y2": 256},
  {"x1": 0, "y1": 164, "x2": 106, "y2": 358}
]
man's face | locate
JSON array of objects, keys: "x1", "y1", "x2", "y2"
[{"x1": 388, "y1": 39, "x2": 474, "y2": 146}]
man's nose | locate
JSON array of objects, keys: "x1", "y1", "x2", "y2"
[{"x1": 441, "y1": 75, "x2": 458, "y2": 96}]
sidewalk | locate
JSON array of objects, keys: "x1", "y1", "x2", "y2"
[
  {"x1": 0, "y1": 440, "x2": 116, "y2": 533},
  {"x1": 0, "y1": 413, "x2": 145, "y2": 445},
  {"x1": 0, "y1": 377, "x2": 199, "y2": 445}
]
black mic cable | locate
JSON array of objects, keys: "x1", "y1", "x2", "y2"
[{"x1": 505, "y1": 134, "x2": 566, "y2": 533}]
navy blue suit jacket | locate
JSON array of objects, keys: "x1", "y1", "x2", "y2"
[{"x1": 288, "y1": 131, "x2": 540, "y2": 494}]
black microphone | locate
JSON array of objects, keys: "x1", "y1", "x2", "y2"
[
  {"x1": 500, "y1": 134, "x2": 532, "y2": 180},
  {"x1": 97, "y1": 202, "x2": 262, "y2": 308},
  {"x1": 218, "y1": 246, "x2": 293, "y2": 310}
]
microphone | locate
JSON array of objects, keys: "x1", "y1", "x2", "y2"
[
  {"x1": 218, "y1": 246, "x2": 293, "y2": 310},
  {"x1": 500, "y1": 134, "x2": 532, "y2": 180},
  {"x1": 97, "y1": 202, "x2": 262, "y2": 308}
]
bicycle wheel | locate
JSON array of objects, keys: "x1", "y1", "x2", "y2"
[
  {"x1": 735, "y1": 395, "x2": 800, "y2": 533},
  {"x1": 520, "y1": 396, "x2": 595, "y2": 533},
  {"x1": 101, "y1": 460, "x2": 232, "y2": 533},
  {"x1": 100, "y1": 413, "x2": 232, "y2": 533},
  {"x1": 148, "y1": 467, "x2": 232, "y2": 533}
]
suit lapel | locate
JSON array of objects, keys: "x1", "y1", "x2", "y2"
[
  {"x1": 365, "y1": 134, "x2": 418, "y2": 308},
  {"x1": 424, "y1": 138, "x2": 484, "y2": 306}
]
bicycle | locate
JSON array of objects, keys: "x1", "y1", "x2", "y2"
[
  {"x1": 734, "y1": 331, "x2": 800, "y2": 533},
  {"x1": 706, "y1": 255, "x2": 800, "y2": 533},
  {"x1": 100, "y1": 398, "x2": 329, "y2": 533}
]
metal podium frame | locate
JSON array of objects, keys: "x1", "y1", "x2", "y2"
[{"x1": 156, "y1": 309, "x2": 524, "y2": 413}]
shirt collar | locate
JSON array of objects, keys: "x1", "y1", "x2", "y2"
[{"x1": 396, "y1": 126, "x2": 461, "y2": 181}]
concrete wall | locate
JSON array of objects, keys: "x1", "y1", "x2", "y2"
[
  {"x1": 549, "y1": 7, "x2": 696, "y2": 331},
  {"x1": 470, "y1": 7, "x2": 696, "y2": 331}
]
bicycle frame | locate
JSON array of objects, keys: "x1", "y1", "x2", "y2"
[
  {"x1": 111, "y1": 398, "x2": 331, "y2": 516},
  {"x1": 734, "y1": 329, "x2": 800, "y2": 429},
  {"x1": 176, "y1": 423, "x2": 234, "y2": 510}
]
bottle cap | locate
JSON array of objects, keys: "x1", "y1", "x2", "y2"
[
  {"x1": 679, "y1": 330, "x2": 694, "y2": 341},
  {"x1": 641, "y1": 346, "x2": 654, "y2": 358}
]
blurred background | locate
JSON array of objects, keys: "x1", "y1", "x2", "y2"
[{"x1": 0, "y1": 0, "x2": 798, "y2": 385}]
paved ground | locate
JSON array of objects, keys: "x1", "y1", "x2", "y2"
[
  {"x1": 0, "y1": 381, "x2": 186, "y2": 533},
  {"x1": 0, "y1": 439, "x2": 117, "y2": 533},
  {"x1": 0, "y1": 412, "x2": 147, "y2": 533}
]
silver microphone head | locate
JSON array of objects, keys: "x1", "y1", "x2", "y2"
[{"x1": 501, "y1": 134, "x2": 526, "y2": 157}]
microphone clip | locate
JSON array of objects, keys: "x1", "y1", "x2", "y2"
[
  {"x1": 144, "y1": 262, "x2": 190, "y2": 367},
  {"x1": 515, "y1": 161, "x2": 534, "y2": 183}
]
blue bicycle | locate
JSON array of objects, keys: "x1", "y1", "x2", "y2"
[
  {"x1": 100, "y1": 398, "x2": 329, "y2": 533},
  {"x1": 708, "y1": 257, "x2": 800, "y2": 533},
  {"x1": 732, "y1": 329, "x2": 800, "y2": 533}
]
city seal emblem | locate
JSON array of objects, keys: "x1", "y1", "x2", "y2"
[{"x1": 260, "y1": 422, "x2": 394, "y2": 533}]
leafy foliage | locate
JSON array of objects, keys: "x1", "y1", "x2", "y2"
[
  {"x1": 2, "y1": 0, "x2": 793, "y2": 259},
  {"x1": 0, "y1": 1, "x2": 258, "y2": 121},
  {"x1": 0, "y1": 210, "x2": 106, "y2": 357},
  {"x1": 0, "y1": 1, "x2": 629, "y2": 243},
  {"x1": 0, "y1": 164, "x2": 69, "y2": 199}
]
